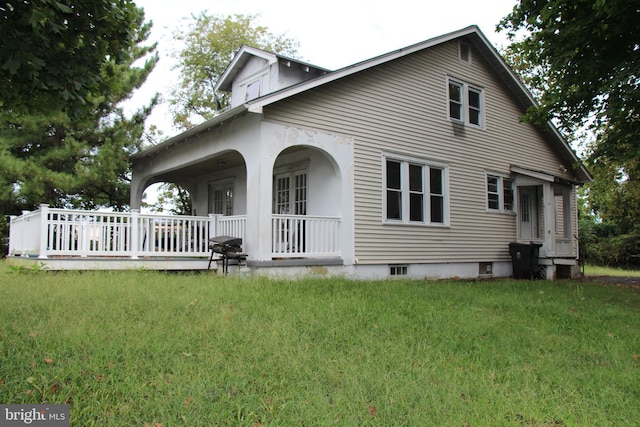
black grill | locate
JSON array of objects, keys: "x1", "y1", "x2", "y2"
[{"x1": 208, "y1": 235, "x2": 246, "y2": 273}]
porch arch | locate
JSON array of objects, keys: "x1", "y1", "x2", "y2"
[
  {"x1": 131, "y1": 149, "x2": 248, "y2": 217},
  {"x1": 272, "y1": 145, "x2": 342, "y2": 217}
]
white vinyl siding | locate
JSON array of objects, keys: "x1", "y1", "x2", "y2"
[{"x1": 263, "y1": 39, "x2": 578, "y2": 264}]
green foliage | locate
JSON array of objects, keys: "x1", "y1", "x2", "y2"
[
  {"x1": 168, "y1": 13, "x2": 299, "y2": 129},
  {"x1": 499, "y1": 0, "x2": 640, "y2": 269},
  {"x1": 0, "y1": 269, "x2": 638, "y2": 425},
  {"x1": 498, "y1": 0, "x2": 639, "y2": 161},
  {"x1": 578, "y1": 153, "x2": 640, "y2": 268},
  {"x1": 0, "y1": 0, "x2": 149, "y2": 116},
  {"x1": 580, "y1": 218, "x2": 640, "y2": 269},
  {"x1": 0, "y1": 1, "x2": 158, "y2": 229},
  {"x1": 144, "y1": 183, "x2": 193, "y2": 215}
]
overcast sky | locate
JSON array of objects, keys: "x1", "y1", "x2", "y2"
[{"x1": 130, "y1": 0, "x2": 517, "y2": 136}]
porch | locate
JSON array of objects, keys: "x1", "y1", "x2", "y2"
[{"x1": 7, "y1": 205, "x2": 342, "y2": 271}]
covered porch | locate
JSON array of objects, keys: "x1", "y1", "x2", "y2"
[
  {"x1": 512, "y1": 166, "x2": 581, "y2": 279},
  {"x1": 8, "y1": 205, "x2": 341, "y2": 271}
]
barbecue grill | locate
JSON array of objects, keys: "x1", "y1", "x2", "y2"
[{"x1": 207, "y1": 235, "x2": 246, "y2": 273}]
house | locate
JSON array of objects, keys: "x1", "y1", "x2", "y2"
[{"x1": 9, "y1": 26, "x2": 591, "y2": 278}]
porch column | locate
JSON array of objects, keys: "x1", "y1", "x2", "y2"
[
  {"x1": 130, "y1": 209, "x2": 140, "y2": 259},
  {"x1": 542, "y1": 183, "x2": 556, "y2": 280},
  {"x1": 244, "y1": 150, "x2": 274, "y2": 262},
  {"x1": 38, "y1": 204, "x2": 49, "y2": 259}
]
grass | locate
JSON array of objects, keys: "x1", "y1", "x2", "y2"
[
  {"x1": 0, "y1": 263, "x2": 639, "y2": 426},
  {"x1": 583, "y1": 264, "x2": 640, "y2": 277}
]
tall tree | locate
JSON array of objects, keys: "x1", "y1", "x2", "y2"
[
  {"x1": 498, "y1": 0, "x2": 640, "y2": 268},
  {"x1": 0, "y1": 1, "x2": 158, "y2": 219},
  {"x1": 498, "y1": 0, "x2": 639, "y2": 164},
  {"x1": 168, "y1": 12, "x2": 299, "y2": 129},
  {"x1": 1, "y1": 0, "x2": 151, "y2": 116}
]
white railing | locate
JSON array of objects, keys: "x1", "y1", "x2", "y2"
[
  {"x1": 9, "y1": 206, "x2": 341, "y2": 261},
  {"x1": 7, "y1": 209, "x2": 43, "y2": 257},
  {"x1": 137, "y1": 214, "x2": 213, "y2": 257},
  {"x1": 215, "y1": 215, "x2": 247, "y2": 241},
  {"x1": 272, "y1": 214, "x2": 341, "y2": 258},
  {"x1": 8, "y1": 205, "x2": 247, "y2": 259}
]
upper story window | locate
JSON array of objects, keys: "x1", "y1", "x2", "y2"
[
  {"x1": 384, "y1": 155, "x2": 448, "y2": 225},
  {"x1": 486, "y1": 173, "x2": 514, "y2": 212},
  {"x1": 448, "y1": 78, "x2": 484, "y2": 128}
]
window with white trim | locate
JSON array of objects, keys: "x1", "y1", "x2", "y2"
[
  {"x1": 448, "y1": 78, "x2": 484, "y2": 127},
  {"x1": 208, "y1": 180, "x2": 234, "y2": 215},
  {"x1": 384, "y1": 156, "x2": 448, "y2": 225},
  {"x1": 486, "y1": 174, "x2": 514, "y2": 212},
  {"x1": 274, "y1": 170, "x2": 307, "y2": 215}
]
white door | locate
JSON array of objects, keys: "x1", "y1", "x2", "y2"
[
  {"x1": 518, "y1": 186, "x2": 542, "y2": 240},
  {"x1": 273, "y1": 171, "x2": 308, "y2": 253}
]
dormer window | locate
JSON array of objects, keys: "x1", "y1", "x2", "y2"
[{"x1": 245, "y1": 80, "x2": 261, "y2": 101}]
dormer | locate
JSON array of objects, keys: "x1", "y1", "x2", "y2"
[{"x1": 215, "y1": 46, "x2": 330, "y2": 109}]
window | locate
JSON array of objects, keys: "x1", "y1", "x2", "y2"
[
  {"x1": 274, "y1": 170, "x2": 307, "y2": 215},
  {"x1": 448, "y1": 81, "x2": 463, "y2": 121},
  {"x1": 486, "y1": 174, "x2": 514, "y2": 212},
  {"x1": 384, "y1": 156, "x2": 448, "y2": 225},
  {"x1": 448, "y1": 78, "x2": 484, "y2": 127},
  {"x1": 390, "y1": 265, "x2": 408, "y2": 276},
  {"x1": 208, "y1": 180, "x2": 234, "y2": 215}
]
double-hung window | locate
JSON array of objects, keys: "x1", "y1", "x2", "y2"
[
  {"x1": 448, "y1": 78, "x2": 484, "y2": 127},
  {"x1": 385, "y1": 155, "x2": 448, "y2": 225},
  {"x1": 486, "y1": 174, "x2": 514, "y2": 212}
]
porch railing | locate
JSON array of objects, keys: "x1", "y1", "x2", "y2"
[
  {"x1": 8, "y1": 205, "x2": 247, "y2": 259},
  {"x1": 272, "y1": 214, "x2": 341, "y2": 258},
  {"x1": 9, "y1": 205, "x2": 341, "y2": 260}
]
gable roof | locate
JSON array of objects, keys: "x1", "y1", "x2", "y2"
[
  {"x1": 242, "y1": 25, "x2": 590, "y2": 183},
  {"x1": 215, "y1": 45, "x2": 331, "y2": 93},
  {"x1": 137, "y1": 26, "x2": 591, "y2": 183}
]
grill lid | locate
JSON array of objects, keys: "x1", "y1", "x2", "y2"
[{"x1": 209, "y1": 235, "x2": 242, "y2": 247}]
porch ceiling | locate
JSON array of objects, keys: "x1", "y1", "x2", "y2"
[{"x1": 155, "y1": 151, "x2": 246, "y2": 182}]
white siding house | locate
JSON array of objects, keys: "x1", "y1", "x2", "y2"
[{"x1": 9, "y1": 26, "x2": 591, "y2": 278}]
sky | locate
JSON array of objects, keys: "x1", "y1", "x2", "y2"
[{"x1": 129, "y1": 0, "x2": 518, "y2": 137}]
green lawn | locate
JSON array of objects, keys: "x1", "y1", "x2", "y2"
[
  {"x1": 584, "y1": 264, "x2": 640, "y2": 277},
  {"x1": 1, "y1": 263, "x2": 638, "y2": 426}
]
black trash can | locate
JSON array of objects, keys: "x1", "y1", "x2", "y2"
[{"x1": 509, "y1": 242, "x2": 542, "y2": 279}]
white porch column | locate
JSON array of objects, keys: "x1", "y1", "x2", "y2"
[
  {"x1": 542, "y1": 183, "x2": 556, "y2": 280},
  {"x1": 130, "y1": 209, "x2": 140, "y2": 259},
  {"x1": 38, "y1": 204, "x2": 49, "y2": 259},
  {"x1": 243, "y1": 147, "x2": 275, "y2": 261}
]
